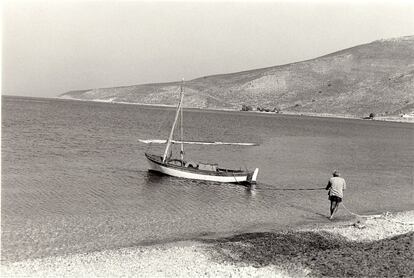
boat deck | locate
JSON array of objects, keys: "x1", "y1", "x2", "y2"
[{"x1": 145, "y1": 153, "x2": 251, "y2": 176}]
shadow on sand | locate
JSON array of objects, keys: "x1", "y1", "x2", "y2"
[{"x1": 203, "y1": 231, "x2": 414, "y2": 277}]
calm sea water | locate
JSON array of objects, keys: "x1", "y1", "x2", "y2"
[{"x1": 2, "y1": 96, "x2": 413, "y2": 262}]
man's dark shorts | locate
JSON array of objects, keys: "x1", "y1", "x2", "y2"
[{"x1": 329, "y1": 196, "x2": 342, "y2": 203}]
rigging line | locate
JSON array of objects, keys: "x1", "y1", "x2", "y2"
[
  {"x1": 158, "y1": 86, "x2": 182, "y2": 133},
  {"x1": 153, "y1": 85, "x2": 182, "y2": 154},
  {"x1": 146, "y1": 142, "x2": 151, "y2": 153},
  {"x1": 240, "y1": 157, "x2": 248, "y2": 172},
  {"x1": 232, "y1": 172, "x2": 241, "y2": 184}
]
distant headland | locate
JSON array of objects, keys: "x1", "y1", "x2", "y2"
[{"x1": 61, "y1": 35, "x2": 414, "y2": 121}]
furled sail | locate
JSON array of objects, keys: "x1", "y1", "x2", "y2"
[
  {"x1": 139, "y1": 139, "x2": 258, "y2": 146},
  {"x1": 139, "y1": 139, "x2": 168, "y2": 144}
]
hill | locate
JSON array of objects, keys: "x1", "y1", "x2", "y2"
[{"x1": 61, "y1": 36, "x2": 414, "y2": 117}]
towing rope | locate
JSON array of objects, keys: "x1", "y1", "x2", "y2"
[
  {"x1": 341, "y1": 203, "x2": 414, "y2": 225},
  {"x1": 254, "y1": 186, "x2": 325, "y2": 191},
  {"x1": 340, "y1": 203, "x2": 382, "y2": 219},
  {"x1": 254, "y1": 185, "x2": 413, "y2": 226}
]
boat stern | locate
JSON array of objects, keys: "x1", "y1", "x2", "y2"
[{"x1": 247, "y1": 168, "x2": 259, "y2": 184}]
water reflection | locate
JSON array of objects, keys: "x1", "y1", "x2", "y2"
[{"x1": 144, "y1": 170, "x2": 165, "y2": 184}]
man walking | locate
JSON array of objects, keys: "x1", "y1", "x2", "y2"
[{"x1": 326, "y1": 170, "x2": 346, "y2": 219}]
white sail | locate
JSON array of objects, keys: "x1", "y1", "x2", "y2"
[{"x1": 139, "y1": 139, "x2": 258, "y2": 146}]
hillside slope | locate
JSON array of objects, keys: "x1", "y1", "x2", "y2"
[{"x1": 61, "y1": 36, "x2": 414, "y2": 117}]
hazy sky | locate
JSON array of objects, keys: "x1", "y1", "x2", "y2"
[{"x1": 2, "y1": 0, "x2": 414, "y2": 97}]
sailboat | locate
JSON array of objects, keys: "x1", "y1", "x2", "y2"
[{"x1": 140, "y1": 81, "x2": 259, "y2": 185}]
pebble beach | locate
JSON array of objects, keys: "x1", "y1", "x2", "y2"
[{"x1": 2, "y1": 210, "x2": 413, "y2": 277}]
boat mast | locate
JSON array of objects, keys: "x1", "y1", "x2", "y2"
[
  {"x1": 162, "y1": 80, "x2": 185, "y2": 163},
  {"x1": 180, "y1": 82, "x2": 184, "y2": 161}
]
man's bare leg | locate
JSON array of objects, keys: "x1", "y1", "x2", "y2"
[{"x1": 330, "y1": 201, "x2": 339, "y2": 219}]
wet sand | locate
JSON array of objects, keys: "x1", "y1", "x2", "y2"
[{"x1": 3, "y1": 211, "x2": 413, "y2": 277}]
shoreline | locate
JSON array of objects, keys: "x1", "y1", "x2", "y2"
[
  {"x1": 58, "y1": 96, "x2": 414, "y2": 123},
  {"x1": 3, "y1": 210, "x2": 413, "y2": 277},
  {"x1": 5, "y1": 95, "x2": 413, "y2": 123}
]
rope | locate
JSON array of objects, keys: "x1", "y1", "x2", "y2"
[
  {"x1": 385, "y1": 217, "x2": 414, "y2": 226},
  {"x1": 255, "y1": 185, "x2": 414, "y2": 226},
  {"x1": 340, "y1": 203, "x2": 382, "y2": 219},
  {"x1": 380, "y1": 211, "x2": 414, "y2": 225},
  {"x1": 341, "y1": 203, "x2": 414, "y2": 225},
  {"x1": 255, "y1": 186, "x2": 325, "y2": 191}
]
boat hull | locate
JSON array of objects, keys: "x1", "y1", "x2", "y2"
[{"x1": 145, "y1": 153, "x2": 258, "y2": 184}]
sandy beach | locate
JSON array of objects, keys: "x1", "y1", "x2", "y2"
[{"x1": 3, "y1": 210, "x2": 413, "y2": 277}]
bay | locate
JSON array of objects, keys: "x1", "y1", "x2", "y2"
[{"x1": 2, "y1": 96, "x2": 413, "y2": 262}]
